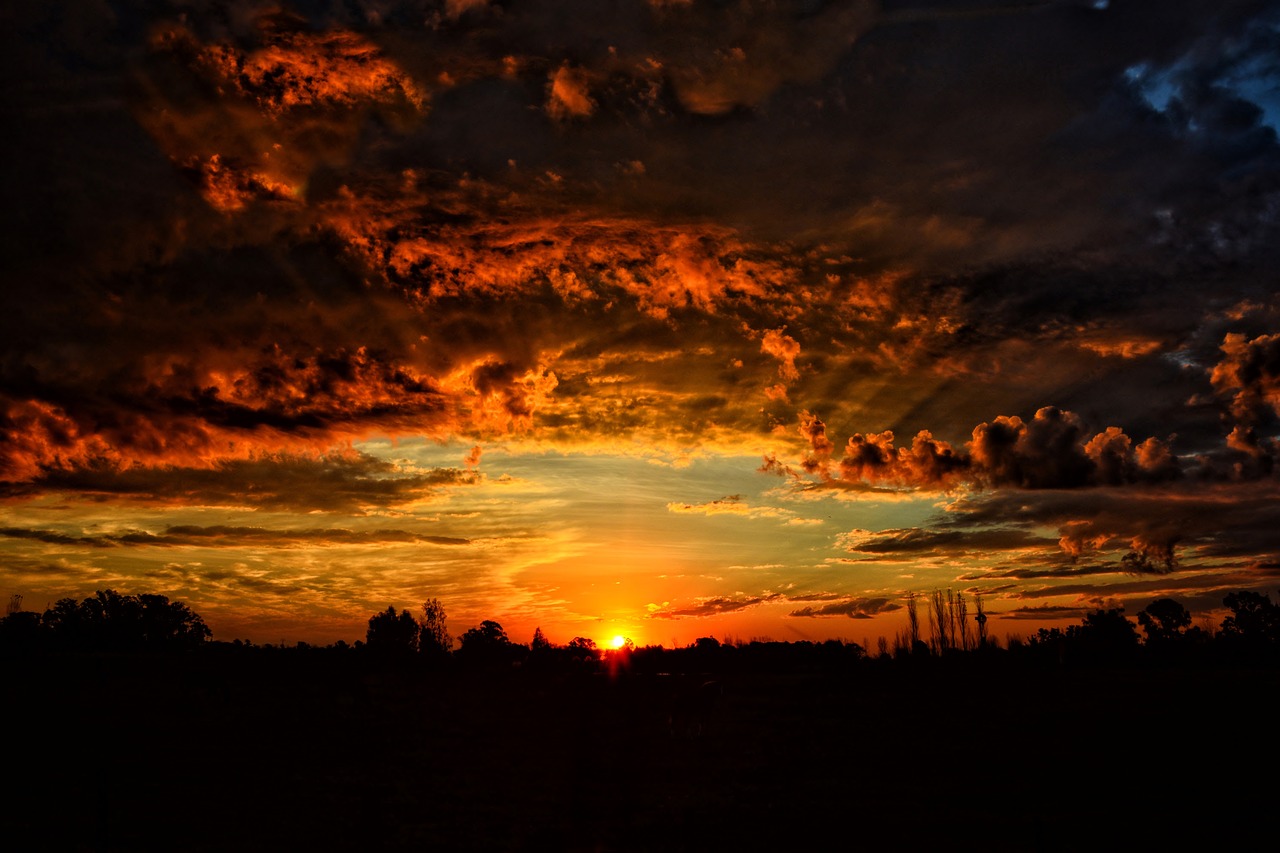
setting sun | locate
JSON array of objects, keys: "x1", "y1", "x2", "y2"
[{"x1": 611, "y1": 635, "x2": 626, "y2": 649}]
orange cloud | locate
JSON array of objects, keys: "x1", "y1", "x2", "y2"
[
  {"x1": 799, "y1": 411, "x2": 836, "y2": 477},
  {"x1": 658, "y1": 1, "x2": 877, "y2": 115},
  {"x1": 547, "y1": 64, "x2": 595, "y2": 120},
  {"x1": 0, "y1": 450, "x2": 476, "y2": 513},
  {"x1": 760, "y1": 328, "x2": 800, "y2": 382},
  {"x1": 1211, "y1": 332, "x2": 1280, "y2": 424},
  {"x1": 324, "y1": 181, "x2": 797, "y2": 317},
  {"x1": 190, "y1": 21, "x2": 425, "y2": 115},
  {"x1": 783, "y1": 407, "x2": 1183, "y2": 493},
  {"x1": 139, "y1": 17, "x2": 425, "y2": 215}
]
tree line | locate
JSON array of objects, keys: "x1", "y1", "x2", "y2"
[{"x1": 2, "y1": 588, "x2": 1279, "y2": 669}]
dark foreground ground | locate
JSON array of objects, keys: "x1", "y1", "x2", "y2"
[{"x1": 7, "y1": 653, "x2": 1278, "y2": 851}]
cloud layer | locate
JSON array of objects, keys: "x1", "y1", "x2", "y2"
[{"x1": 4, "y1": 0, "x2": 1280, "y2": 642}]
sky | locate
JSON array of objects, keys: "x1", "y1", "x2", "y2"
[{"x1": 4, "y1": 0, "x2": 1280, "y2": 648}]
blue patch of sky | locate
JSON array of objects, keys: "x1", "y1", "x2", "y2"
[
  {"x1": 1125, "y1": 21, "x2": 1280, "y2": 133},
  {"x1": 1125, "y1": 62, "x2": 1180, "y2": 115}
]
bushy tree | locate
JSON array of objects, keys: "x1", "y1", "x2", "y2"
[
  {"x1": 1026, "y1": 608, "x2": 1138, "y2": 664},
  {"x1": 1071, "y1": 607, "x2": 1139, "y2": 661},
  {"x1": 1138, "y1": 598, "x2": 1192, "y2": 644},
  {"x1": 457, "y1": 620, "x2": 520, "y2": 667},
  {"x1": 566, "y1": 637, "x2": 599, "y2": 663},
  {"x1": 0, "y1": 610, "x2": 44, "y2": 650},
  {"x1": 40, "y1": 589, "x2": 210, "y2": 651},
  {"x1": 1219, "y1": 591, "x2": 1280, "y2": 649},
  {"x1": 366, "y1": 606, "x2": 420, "y2": 655}
]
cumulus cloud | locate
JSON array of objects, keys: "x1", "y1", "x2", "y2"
[
  {"x1": 760, "y1": 327, "x2": 801, "y2": 383},
  {"x1": 784, "y1": 407, "x2": 1183, "y2": 494},
  {"x1": 1212, "y1": 332, "x2": 1280, "y2": 424}
]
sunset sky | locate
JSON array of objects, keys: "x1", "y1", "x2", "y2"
[{"x1": 4, "y1": 0, "x2": 1280, "y2": 647}]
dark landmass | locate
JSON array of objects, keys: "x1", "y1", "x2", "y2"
[
  {"x1": 5, "y1": 590, "x2": 1280, "y2": 851},
  {"x1": 7, "y1": 646, "x2": 1279, "y2": 852}
]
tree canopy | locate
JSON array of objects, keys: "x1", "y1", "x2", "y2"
[
  {"x1": 36, "y1": 589, "x2": 210, "y2": 651},
  {"x1": 366, "y1": 606, "x2": 420, "y2": 655}
]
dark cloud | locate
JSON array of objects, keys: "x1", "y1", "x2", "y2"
[
  {"x1": 839, "y1": 527, "x2": 1054, "y2": 558},
  {"x1": 0, "y1": 524, "x2": 470, "y2": 548},
  {"x1": 787, "y1": 597, "x2": 897, "y2": 619},
  {"x1": 649, "y1": 590, "x2": 901, "y2": 621},
  {"x1": 783, "y1": 406, "x2": 1186, "y2": 493},
  {"x1": 1212, "y1": 332, "x2": 1280, "y2": 424},
  {"x1": 7, "y1": 0, "x2": 1280, "y2": 484},
  {"x1": 998, "y1": 604, "x2": 1094, "y2": 622},
  {"x1": 0, "y1": 528, "x2": 112, "y2": 548},
  {"x1": 647, "y1": 592, "x2": 786, "y2": 620},
  {"x1": 0, "y1": 453, "x2": 476, "y2": 513}
]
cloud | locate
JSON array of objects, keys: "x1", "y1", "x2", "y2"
[
  {"x1": 1212, "y1": 332, "x2": 1280, "y2": 424},
  {"x1": 0, "y1": 525, "x2": 470, "y2": 549},
  {"x1": 648, "y1": 589, "x2": 903, "y2": 621},
  {"x1": 838, "y1": 527, "x2": 1055, "y2": 559},
  {"x1": 647, "y1": 592, "x2": 785, "y2": 620},
  {"x1": 1, "y1": 452, "x2": 476, "y2": 513},
  {"x1": 184, "y1": 19, "x2": 426, "y2": 115},
  {"x1": 649, "y1": 0, "x2": 878, "y2": 115},
  {"x1": 936, "y1": 480, "x2": 1280, "y2": 575},
  {"x1": 666, "y1": 495, "x2": 791, "y2": 521},
  {"x1": 547, "y1": 64, "x2": 596, "y2": 120},
  {"x1": 760, "y1": 328, "x2": 801, "y2": 383},
  {"x1": 787, "y1": 597, "x2": 897, "y2": 619},
  {"x1": 781, "y1": 407, "x2": 1185, "y2": 494},
  {"x1": 8, "y1": 0, "x2": 1280, "y2": 641}
]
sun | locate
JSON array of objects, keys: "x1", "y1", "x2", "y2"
[{"x1": 610, "y1": 635, "x2": 626, "y2": 649}]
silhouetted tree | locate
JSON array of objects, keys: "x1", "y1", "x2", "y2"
[
  {"x1": 906, "y1": 591, "x2": 920, "y2": 650},
  {"x1": 457, "y1": 620, "x2": 519, "y2": 667},
  {"x1": 366, "y1": 606, "x2": 420, "y2": 655},
  {"x1": 419, "y1": 598, "x2": 452, "y2": 658},
  {"x1": 1219, "y1": 591, "x2": 1280, "y2": 650},
  {"x1": 566, "y1": 636, "x2": 599, "y2": 665},
  {"x1": 1138, "y1": 598, "x2": 1192, "y2": 644},
  {"x1": 40, "y1": 589, "x2": 210, "y2": 651},
  {"x1": 1072, "y1": 608, "x2": 1139, "y2": 663},
  {"x1": 0, "y1": 609, "x2": 43, "y2": 651},
  {"x1": 927, "y1": 589, "x2": 972, "y2": 653},
  {"x1": 955, "y1": 591, "x2": 971, "y2": 651},
  {"x1": 531, "y1": 626, "x2": 551, "y2": 651}
]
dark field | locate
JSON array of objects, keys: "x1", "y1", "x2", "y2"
[{"x1": 8, "y1": 654, "x2": 1278, "y2": 851}]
